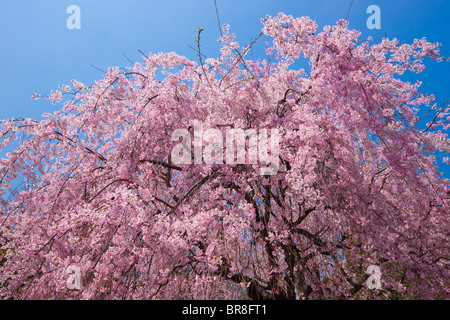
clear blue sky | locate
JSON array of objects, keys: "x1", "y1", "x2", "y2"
[{"x1": 0, "y1": 0, "x2": 449, "y2": 176}]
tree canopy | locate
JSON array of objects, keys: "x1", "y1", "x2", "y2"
[{"x1": 0, "y1": 14, "x2": 449, "y2": 299}]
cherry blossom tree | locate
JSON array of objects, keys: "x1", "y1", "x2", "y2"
[{"x1": 0, "y1": 13, "x2": 449, "y2": 300}]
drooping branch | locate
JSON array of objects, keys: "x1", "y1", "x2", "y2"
[{"x1": 139, "y1": 159, "x2": 182, "y2": 171}]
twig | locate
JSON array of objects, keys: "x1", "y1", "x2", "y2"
[
  {"x1": 122, "y1": 51, "x2": 135, "y2": 65},
  {"x1": 138, "y1": 49, "x2": 149, "y2": 59},
  {"x1": 214, "y1": 0, "x2": 224, "y2": 37},
  {"x1": 90, "y1": 65, "x2": 107, "y2": 73},
  {"x1": 346, "y1": 0, "x2": 354, "y2": 20}
]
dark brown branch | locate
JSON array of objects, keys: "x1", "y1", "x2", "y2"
[
  {"x1": 294, "y1": 205, "x2": 315, "y2": 226},
  {"x1": 139, "y1": 159, "x2": 182, "y2": 171},
  {"x1": 422, "y1": 107, "x2": 446, "y2": 133},
  {"x1": 154, "y1": 196, "x2": 174, "y2": 209},
  {"x1": 216, "y1": 259, "x2": 283, "y2": 300},
  {"x1": 165, "y1": 155, "x2": 173, "y2": 188}
]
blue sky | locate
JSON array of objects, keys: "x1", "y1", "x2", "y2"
[{"x1": 0, "y1": 0, "x2": 449, "y2": 176}]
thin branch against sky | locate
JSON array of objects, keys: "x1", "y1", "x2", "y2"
[
  {"x1": 214, "y1": 0, "x2": 224, "y2": 37},
  {"x1": 346, "y1": 0, "x2": 354, "y2": 20}
]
